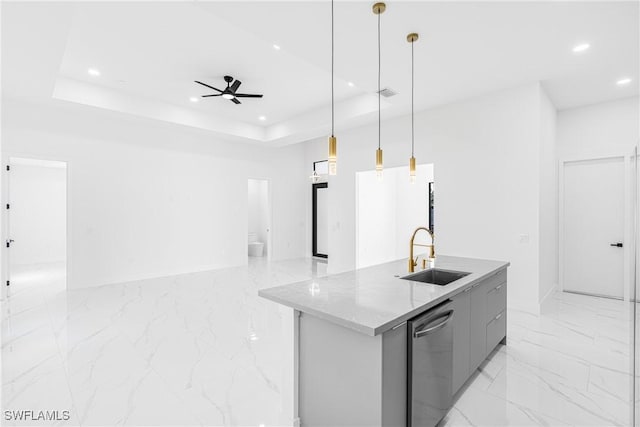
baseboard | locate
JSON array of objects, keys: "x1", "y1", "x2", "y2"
[
  {"x1": 539, "y1": 283, "x2": 558, "y2": 308},
  {"x1": 70, "y1": 262, "x2": 244, "y2": 290},
  {"x1": 507, "y1": 297, "x2": 541, "y2": 315}
]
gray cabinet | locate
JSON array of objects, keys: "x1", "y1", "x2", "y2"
[
  {"x1": 451, "y1": 288, "x2": 471, "y2": 394},
  {"x1": 484, "y1": 270, "x2": 507, "y2": 357},
  {"x1": 466, "y1": 269, "x2": 508, "y2": 381},
  {"x1": 486, "y1": 309, "x2": 506, "y2": 352},
  {"x1": 469, "y1": 282, "x2": 487, "y2": 371},
  {"x1": 295, "y1": 267, "x2": 508, "y2": 426}
]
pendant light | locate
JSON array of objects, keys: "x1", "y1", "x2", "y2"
[
  {"x1": 407, "y1": 32, "x2": 419, "y2": 183},
  {"x1": 373, "y1": 2, "x2": 385, "y2": 181},
  {"x1": 328, "y1": 0, "x2": 337, "y2": 175}
]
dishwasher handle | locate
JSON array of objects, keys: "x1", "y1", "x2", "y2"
[{"x1": 414, "y1": 310, "x2": 454, "y2": 338}]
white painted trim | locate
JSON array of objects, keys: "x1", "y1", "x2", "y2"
[
  {"x1": 72, "y1": 263, "x2": 245, "y2": 289},
  {"x1": 10, "y1": 158, "x2": 66, "y2": 168},
  {"x1": 558, "y1": 158, "x2": 564, "y2": 294},
  {"x1": 354, "y1": 172, "x2": 360, "y2": 269},
  {"x1": 623, "y1": 155, "x2": 632, "y2": 302},
  {"x1": 558, "y1": 152, "x2": 633, "y2": 301},
  {"x1": 539, "y1": 282, "x2": 558, "y2": 310},
  {"x1": 559, "y1": 151, "x2": 636, "y2": 164},
  {"x1": 1, "y1": 156, "x2": 6, "y2": 301},
  {"x1": 508, "y1": 297, "x2": 541, "y2": 315}
]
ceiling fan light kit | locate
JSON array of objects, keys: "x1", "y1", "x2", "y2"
[{"x1": 194, "y1": 75, "x2": 263, "y2": 105}]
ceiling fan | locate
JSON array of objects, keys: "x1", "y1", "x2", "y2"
[{"x1": 194, "y1": 76, "x2": 263, "y2": 104}]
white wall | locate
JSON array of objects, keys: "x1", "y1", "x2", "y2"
[
  {"x1": 356, "y1": 164, "x2": 433, "y2": 268},
  {"x1": 10, "y1": 161, "x2": 66, "y2": 266},
  {"x1": 356, "y1": 169, "x2": 397, "y2": 268},
  {"x1": 3, "y1": 99, "x2": 307, "y2": 289},
  {"x1": 557, "y1": 96, "x2": 639, "y2": 160},
  {"x1": 538, "y1": 87, "x2": 558, "y2": 304},
  {"x1": 248, "y1": 178, "x2": 269, "y2": 255},
  {"x1": 393, "y1": 165, "x2": 434, "y2": 260},
  {"x1": 305, "y1": 83, "x2": 546, "y2": 310}
]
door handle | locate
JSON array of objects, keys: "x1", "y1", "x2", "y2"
[
  {"x1": 414, "y1": 310, "x2": 454, "y2": 338},
  {"x1": 610, "y1": 242, "x2": 623, "y2": 248}
]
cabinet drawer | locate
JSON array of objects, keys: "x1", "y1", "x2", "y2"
[
  {"x1": 486, "y1": 281, "x2": 506, "y2": 323},
  {"x1": 482, "y1": 269, "x2": 506, "y2": 291},
  {"x1": 486, "y1": 310, "x2": 506, "y2": 353}
]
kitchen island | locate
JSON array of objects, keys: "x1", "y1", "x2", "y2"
[{"x1": 259, "y1": 255, "x2": 509, "y2": 427}]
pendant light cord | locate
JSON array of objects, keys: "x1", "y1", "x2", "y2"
[
  {"x1": 331, "y1": 0, "x2": 335, "y2": 137},
  {"x1": 377, "y1": 11, "x2": 381, "y2": 150},
  {"x1": 411, "y1": 39, "x2": 414, "y2": 157}
]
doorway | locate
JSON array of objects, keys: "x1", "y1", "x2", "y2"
[
  {"x1": 561, "y1": 156, "x2": 627, "y2": 299},
  {"x1": 312, "y1": 183, "x2": 328, "y2": 258},
  {"x1": 6, "y1": 157, "x2": 68, "y2": 296},
  {"x1": 355, "y1": 164, "x2": 434, "y2": 269},
  {"x1": 247, "y1": 179, "x2": 270, "y2": 259}
]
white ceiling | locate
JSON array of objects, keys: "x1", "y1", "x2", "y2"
[{"x1": 2, "y1": 1, "x2": 638, "y2": 145}]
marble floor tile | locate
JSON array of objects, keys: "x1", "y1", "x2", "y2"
[
  {"x1": 443, "y1": 385, "x2": 573, "y2": 427},
  {"x1": 1, "y1": 259, "x2": 635, "y2": 426}
]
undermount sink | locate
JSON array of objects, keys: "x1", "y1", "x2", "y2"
[{"x1": 401, "y1": 268, "x2": 470, "y2": 286}]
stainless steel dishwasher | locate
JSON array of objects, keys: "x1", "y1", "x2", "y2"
[{"x1": 407, "y1": 300, "x2": 454, "y2": 427}]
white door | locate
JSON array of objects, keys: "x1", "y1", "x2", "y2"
[
  {"x1": 7, "y1": 158, "x2": 67, "y2": 294},
  {"x1": 563, "y1": 157, "x2": 625, "y2": 298}
]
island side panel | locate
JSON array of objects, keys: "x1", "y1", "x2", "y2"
[
  {"x1": 298, "y1": 313, "x2": 383, "y2": 426},
  {"x1": 381, "y1": 323, "x2": 407, "y2": 426}
]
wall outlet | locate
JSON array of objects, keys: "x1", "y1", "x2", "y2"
[{"x1": 518, "y1": 234, "x2": 530, "y2": 244}]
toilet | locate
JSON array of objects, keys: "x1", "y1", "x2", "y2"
[{"x1": 248, "y1": 233, "x2": 265, "y2": 257}]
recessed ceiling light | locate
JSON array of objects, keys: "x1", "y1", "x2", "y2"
[
  {"x1": 189, "y1": 97, "x2": 199, "y2": 103},
  {"x1": 87, "y1": 68, "x2": 101, "y2": 76},
  {"x1": 258, "y1": 116, "x2": 266, "y2": 121},
  {"x1": 273, "y1": 44, "x2": 281, "y2": 51},
  {"x1": 616, "y1": 77, "x2": 632, "y2": 86},
  {"x1": 572, "y1": 43, "x2": 590, "y2": 53},
  {"x1": 348, "y1": 81, "x2": 355, "y2": 87}
]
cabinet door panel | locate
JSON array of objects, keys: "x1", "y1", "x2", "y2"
[
  {"x1": 451, "y1": 289, "x2": 471, "y2": 394},
  {"x1": 486, "y1": 310, "x2": 506, "y2": 354},
  {"x1": 482, "y1": 269, "x2": 507, "y2": 291},
  {"x1": 469, "y1": 284, "x2": 487, "y2": 372},
  {"x1": 486, "y1": 282, "x2": 507, "y2": 323}
]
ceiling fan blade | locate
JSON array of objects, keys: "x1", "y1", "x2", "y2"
[
  {"x1": 231, "y1": 97, "x2": 241, "y2": 104},
  {"x1": 234, "y1": 93, "x2": 263, "y2": 98},
  {"x1": 194, "y1": 80, "x2": 223, "y2": 92},
  {"x1": 230, "y1": 80, "x2": 242, "y2": 93},
  {"x1": 202, "y1": 94, "x2": 222, "y2": 97}
]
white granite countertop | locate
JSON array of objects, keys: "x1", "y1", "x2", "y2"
[{"x1": 259, "y1": 255, "x2": 509, "y2": 336}]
